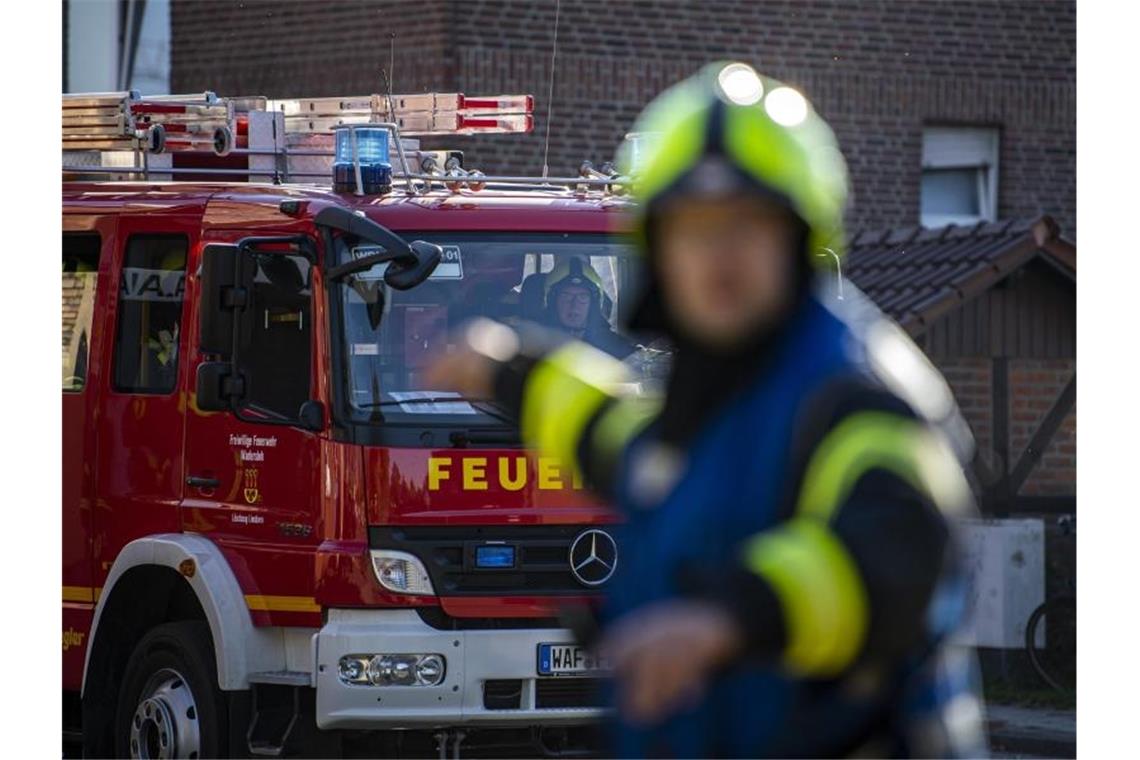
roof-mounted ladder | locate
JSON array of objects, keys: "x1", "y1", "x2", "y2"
[{"x1": 61, "y1": 88, "x2": 632, "y2": 195}]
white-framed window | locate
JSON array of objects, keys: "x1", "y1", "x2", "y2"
[{"x1": 920, "y1": 127, "x2": 999, "y2": 228}]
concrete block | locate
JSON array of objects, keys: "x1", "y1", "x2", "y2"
[{"x1": 955, "y1": 518, "x2": 1045, "y2": 649}]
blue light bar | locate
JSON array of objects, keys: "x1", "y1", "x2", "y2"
[
  {"x1": 475, "y1": 545, "x2": 515, "y2": 569},
  {"x1": 333, "y1": 125, "x2": 392, "y2": 195}
]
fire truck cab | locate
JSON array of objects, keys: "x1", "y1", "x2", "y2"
[{"x1": 62, "y1": 89, "x2": 652, "y2": 757}]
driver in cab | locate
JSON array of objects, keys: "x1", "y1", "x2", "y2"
[{"x1": 545, "y1": 257, "x2": 636, "y2": 359}]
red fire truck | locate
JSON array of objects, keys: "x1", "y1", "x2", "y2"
[{"x1": 62, "y1": 90, "x2": 653, "y2": 757}]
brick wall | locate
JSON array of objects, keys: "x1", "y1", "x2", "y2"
[
  {"x1": 936, "y1": 357, "x2": 993, "y2": 468},
  {"x1": 444, "y1": 0, "x2": 1076, "y2": 236},
  {"x1": 169, "y1": 0, "x2": 1076, "y2": 237},
  {"x1": 170, "y1": 0, "x2": 452, "y2": 97},
  {"x1": 1009, "y1": 359, "x2": 1076, "y2": 497}
]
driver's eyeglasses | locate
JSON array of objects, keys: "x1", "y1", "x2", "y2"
[{"x1": 557, "y1": 291, "x2": 591, "y2": 306}]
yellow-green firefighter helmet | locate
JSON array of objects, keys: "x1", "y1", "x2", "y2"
[{"x1": 618, "y1": 62, "x2": 850, "y2": 265}]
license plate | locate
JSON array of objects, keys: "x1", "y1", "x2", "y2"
[{"x1": 536, "y1": 643, "x2": 608, "y2": 677}]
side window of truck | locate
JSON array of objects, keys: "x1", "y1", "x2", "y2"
[
  {"x1": 62, "y1": 233, "x2": 101, "y2": 392},
  {"x1": 112, "y1": 235, "x2": 188, "y2": 394},
  {"x1": 236, "y1": 252, "x2": 313, "y2": 421}
]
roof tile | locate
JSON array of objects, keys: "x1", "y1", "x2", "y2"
[
  {"x1": 947, "y1": 221, "x2": 985, "y2": 240},
  {"x1": 886, "y1": 225, "x2": 921, "y2": 246},
  {"x1": 906, "y1": 288, "x2": 957, "y2": 320},
  {"x1": 916, "y1": 225, "x2": 949, "y2": 243},
  {"x1": 979, "y1": 219, "x2": 1014, "y2": 237}
]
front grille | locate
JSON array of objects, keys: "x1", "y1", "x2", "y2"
[
  {"x1": 535, "y1": 678, "x2": 604, "y2": 709},
  {"x1": 369, "y1": 525, "x2": 609, "y2": 596},
  {"x1": 483, "y1": 679, "x2": 523, "y2": 710}
]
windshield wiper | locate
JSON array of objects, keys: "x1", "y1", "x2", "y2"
[
  {"x1": 449, "y1": 428, "x2": 521, "y2": 448},
  {"x1": 354, "y1": 397, "x2": 467, "y2": 409},
  {"x1": 354, "y1": 398, "x2": 518, "y2": 426},
  {"x1": 469, "y1": 400, "x2": 517, "y2": 425}
]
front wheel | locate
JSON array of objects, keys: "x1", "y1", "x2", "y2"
[{"x1": 115, "y1": 621, "x2": 229, "y2": 759}]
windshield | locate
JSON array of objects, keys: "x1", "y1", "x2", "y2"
[{"x1": 333, "y1": 232, "x2": 670, "y2": 425}]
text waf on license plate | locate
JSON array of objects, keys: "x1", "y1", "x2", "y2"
[{"x1": 537, "y1": 643, "x2": 609, "y2": 676}]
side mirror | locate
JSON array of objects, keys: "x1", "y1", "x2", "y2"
[
  {"x1": 199, "y1": 244, "x2": 242, "y2": 356},
  {"x1": 196, "y1": 361, "x2": 243, "y2": 411},
  {"x1": 314, "y1": 206, "x2": 441, "y2": 290},
  {"x1": 384, "y1": 240, "x2": 442, "y2": 291},
  {"x1": 298, "y1": 400, "x2": 325, "y2": 431}
]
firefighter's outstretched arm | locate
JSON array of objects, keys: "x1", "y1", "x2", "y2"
[{"x1": 425, "y1": 318, "x2": 659, "y2": 499}]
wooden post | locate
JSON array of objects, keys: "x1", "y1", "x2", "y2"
[{"x1": 991, "y1": 357, "x2": 1010, "y2": 516}]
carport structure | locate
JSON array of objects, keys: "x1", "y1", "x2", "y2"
[{"x1": 848, "y1": 216, "x2": 1076, "y2": 515}]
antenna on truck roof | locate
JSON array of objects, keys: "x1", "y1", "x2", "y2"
[
  {"x1": 389, "y1": 33, "x2": 396, "y2": 99},
  {"x1": 380, "y1": 65, "x2": 418, "y2": 196},
  {"x1": 541, "y1": 0, "x2": 562, "y2": 179}
]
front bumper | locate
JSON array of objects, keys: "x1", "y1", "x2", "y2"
[{"x1": 315, "y1": 608, "x2": 606, "y2": 730}]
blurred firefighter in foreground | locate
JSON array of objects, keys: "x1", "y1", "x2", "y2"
[{"x1": 427, "y1": 62, "x2": 985, "y2": 757}]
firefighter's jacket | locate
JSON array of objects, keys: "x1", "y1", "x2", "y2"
[{"x1": 492, "y1": 290, "x2": 986, "y2": 757}]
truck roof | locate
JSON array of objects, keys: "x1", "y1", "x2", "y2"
[{"x1": 62, "y1": 181, "x2": 633, "y2": 235}]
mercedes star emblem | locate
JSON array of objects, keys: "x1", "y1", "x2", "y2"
[{"x1": 569, "y1": 529, "x2": 618, "y2": 587}]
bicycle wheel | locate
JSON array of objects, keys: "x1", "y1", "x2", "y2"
[{"x1": 1025, "y1": 595, "x2": 1077, "y2": 692}]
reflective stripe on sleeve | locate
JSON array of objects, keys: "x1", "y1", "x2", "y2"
[
  {"x1": 743, "y1": 518, "x2": 869, "y2": 677},
  {"x1": 740, "y1": 411, "x2": 969, "y2": 676},
  {"x1": 796, "y1": 411, "x2": 971, "y2": 521},
  {"x1": 590, "y1": 395, "x2": 663, "y2": 464},
  {"x1": 520, "y1": 341, "x2": 631, "y2": 472}
]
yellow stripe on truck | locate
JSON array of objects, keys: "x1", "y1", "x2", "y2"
[
  {"x1": 65, "y1": 586, "x2": 317, "y2": 613},
  {"x1": 244, "y1": 594, "x2": 321, "y2": 613},
  {"x1": 62, "y1": 586, "x2": 97, "y2": 604}
]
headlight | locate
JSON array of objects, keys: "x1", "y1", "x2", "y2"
[
  {"x1": 370, "y1": 550, "x2": 435, "y2": 595},
  {"x1": 338, "y1": 654, "x2": 447, "y2": 686}
]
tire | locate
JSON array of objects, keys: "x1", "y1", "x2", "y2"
[
  {"x1": 1025, "y1": 595, "x2": 1077, "y2": 692},
  {"x1": 114, "y1": 621, "x2": 229, "y2": 759}
]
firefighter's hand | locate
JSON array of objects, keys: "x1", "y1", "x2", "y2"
[
  {"x1": 601, "y1": 601, "x2": 744, "y2": 725},
  {"x1": 425, "y1": 319, "x2": 520, "y2": 399},
  {"x1": 423, "y1": 345, "x2": 497, "y2": 399}
]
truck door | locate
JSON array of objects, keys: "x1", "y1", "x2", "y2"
[
  {"x1": 62, "y1": 215, "x2": 115, "y2": 690},
  {"x1": 181, "y1": 236, "x2": 324, "y2": 625},
  {"x1": 92, "y1": 217, "x2": 197, "y2": 593}
]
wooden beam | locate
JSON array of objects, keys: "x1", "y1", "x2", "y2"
[
  {"x1": 988, "y1": 357, "x2": 1011, "y2": 516},
  {"x1": 1008, "y1": 374, "x2": 1076, "y2": 496}
]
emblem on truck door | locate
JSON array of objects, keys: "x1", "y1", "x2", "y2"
[
  {"x1": 243, "y1": 468, "x2": 261, "y2": 504},
  {"x1": 569, "y1": 529, "x2": 618, "y2": 587}
]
